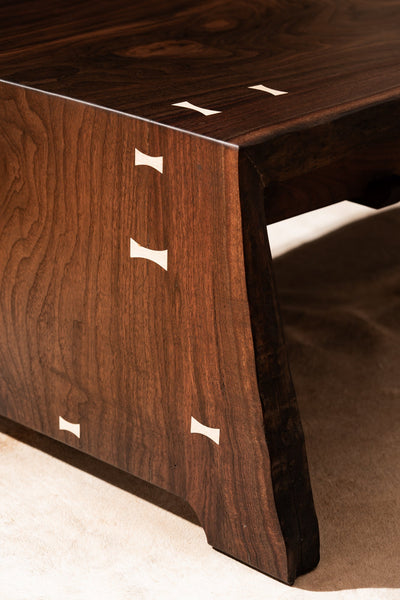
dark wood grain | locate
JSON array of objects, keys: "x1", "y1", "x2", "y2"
[
  {"x1": 2, "y1": 0, "x2": 400, "y2": 584},
  {"x1": 0, "y1": 0, "x2": 400, "y2": 144},
  {"x1": 239, "y1": 150, "x2": 319, "y2": 578},
  {"x1": 0, "y1": 81, "x2": 320, "y2": 583},
  {"x1": 242, "y1": 100, "x2": 400, "y2": 223}
]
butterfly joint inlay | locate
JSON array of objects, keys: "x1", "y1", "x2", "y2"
[
  {"x1": 130, "y1": 238, "x2": 168, "y2": 271},
  {"x1": 190, "y1": 416, "x2": 220, "y2": 445},
  {"x1": 248, "y1": 84, "x2": 288, "y2": 96},
  {"x1": 59, "y1": 416, "x2": 81, "y2": 438},
  {"x1": 172, "y1": 101, "x2": 221, "y2": 116},
  {"x1": 135, "y1": 148, "x2": 163, "y2": 173}
]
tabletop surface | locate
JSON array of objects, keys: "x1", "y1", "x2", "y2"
[{"x1": 1, "y1": 0, "x2": 400, "y2": 145}]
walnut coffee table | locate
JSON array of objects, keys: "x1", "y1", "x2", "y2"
[{"x1": 1, "y1": 0, "x2": 400, "y2": 584}]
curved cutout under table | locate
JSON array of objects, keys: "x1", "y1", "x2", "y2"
[{"x1": 1, "y1": 0, "x2": 400, "y2": 584}]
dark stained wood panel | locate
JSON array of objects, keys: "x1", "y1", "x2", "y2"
[
  {"x1": 3, "y1": 0, "x2": 399, "y2": 583},
  {"x1": 0, "y1": 80, "x2": 320, "y2": 583},
  {"x1": 0, "y1": 0, "x2": 400, "y2": 143}
]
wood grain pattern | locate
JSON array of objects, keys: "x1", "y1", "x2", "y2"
[
  {"x1": 239, "y1": 150, "x2": 319, "y2": 577},
  {"x1": 0, "y1": 0, "x2": 400, "y2": 144},
  {"x1": 0, "y1": 81, "x2": 319, "y2": 583},
  {"x1": 2, "y1": 0, "x2": 400, "y2": 584},
  {"x1": 242, "y1": 100, "x2": 400, "y2": 223}
]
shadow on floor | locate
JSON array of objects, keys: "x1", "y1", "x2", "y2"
[
  {"x1": 273, "y1": 206, "x2": 400, "y2": 591},
  {"x1": 1, "y1": 206, "x2": 399, "y2": 592},
  {"x1": 0, "y1": 415, "x2": 200, "y2": 526}
]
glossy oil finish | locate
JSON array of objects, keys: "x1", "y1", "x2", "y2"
[
  {"x1": 0, "y1": 81, "x2": 319, "y2": 583},
  {"x1": 0, "y1": 0, "x2": 399, "y2": 144},
  {"x1": 1, "y1": 0, "x2": 400, "y2": 584}
]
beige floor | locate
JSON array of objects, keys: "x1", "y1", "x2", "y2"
[{"x1": 1, "y1": 202, "x2": 399, "y2": 600}]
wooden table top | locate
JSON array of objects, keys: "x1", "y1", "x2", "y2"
[{"x1": 1, "y1": 0, "x2": 400, "y2": 146}]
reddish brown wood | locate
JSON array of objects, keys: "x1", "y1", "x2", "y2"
[
  {"x1": 2, "y1": 0, "x2": 400, "y2": 584},
  {"x1": 0, "y1": 0, "x2": 400, "y2": 144},
  {"x1": 242, "y1": 101, "x2": 400, "y2": 223},
  {"x1": 0, "y1": 81, "x2": 318, "y2": 583}
]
